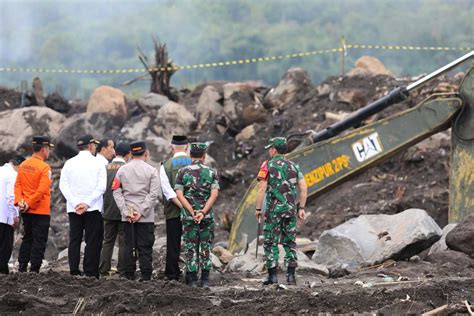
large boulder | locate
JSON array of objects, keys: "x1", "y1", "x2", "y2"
[
  {"x1": 0, "y1": 106, "x2": 65, "y2": 162},
  {"x1": 227, "y1": 238, "x2": 328, "y2": 276},
  {"x1": 446, "y1": 214, "x2": 474, "y2": 258},
  {"x1": 347, "y1": 56, "x2": 393, "y2": 77},
  {"x1": 427, "y1": 223, "x2": 457, "y2": 256},
  {"x1": 118, "y1": 113, "x2": 169, "y2": 164},
  {"x1": 137, "y1": 93, "x2": 169, "y2": 111},
  {"x1": 195, "y1": 86, "x2": 222, "y2": 129},
  {"x1": 86, "y1": 86, "x2": 128, "y2": 124},
  {"x1": 264, "y1": 68, "x2": 312, "y2": 110},
  {"x1": 223, "y1": 83, "x2": 266, "y2": 129},
  {"x1": 154, "y1": 101, "x2": 196, "y2": 139},
  {"x1": 55, "y1": 112, "x2": 121, "y2": 158},
  {"x1": 424, "y1": 249, "x2": 474, "y2": 268},
  {"x1": 312, "y1": 209, "x2": 442, "y2": 270}
]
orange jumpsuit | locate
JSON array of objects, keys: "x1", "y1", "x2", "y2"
[{"x1": 14, "y1": 154, "x2": 51, "y2": 215}]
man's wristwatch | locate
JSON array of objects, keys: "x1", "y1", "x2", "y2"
[{"x1": 298, "y1": 206, "x2": 305, "y2": 210}]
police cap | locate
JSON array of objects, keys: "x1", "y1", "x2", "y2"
[
  {"x1": 32, "y1": 135, "x2": 55, "y2": 147},
  {"x1": 130, "y1": 141, "x2": 147, "y2": 155},
  {"x1": 77, "y1": 134, "x2": 100, "y2": 147}
]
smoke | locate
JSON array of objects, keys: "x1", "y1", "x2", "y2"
[{"x1": 0, "y1": 1, "x2": 36, "y2": 63}]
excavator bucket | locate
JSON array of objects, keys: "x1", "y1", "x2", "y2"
[
  {"x1": 229, "y1": 94, "x2": 463, "y2": 252},
  {"x1": 449, "y1": 66, "x2": 474, "y2": 222}
]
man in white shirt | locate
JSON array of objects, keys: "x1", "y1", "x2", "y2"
[
  {"x1": 96, "y1": 138, "x2": 115, "y2": 166},
  {"x1": 0, "y1": 155, "x2": 25, "y2": 274},
  {"x1": 160, "y1": 135, "x2": 191, "y2": 281},
  {"x1": 59, "y1": 134, "x2": 107, "y2": 279}
]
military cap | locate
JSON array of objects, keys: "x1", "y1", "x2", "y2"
[
  {"x1": 10, "y1": 155, "x2": 26, "y2": 166},
  {"x1": 264, "y1": 137, "x2": 287, "y2": 149},
  {"x1": 171, "y1": 135, "x2": 188, "y2": 145},
  {"x1": 115, "y1": 142, "x2": 131, "y2": 156},
  {"x1": 76, "y1": 134, "x2": 100, "y2": 147},
  {"x1": 32, "y1": 135, "x2": 55, "y2": 147},
  {"x1": 190, "y1": 142, "x2": 208, "y2": 154},
  {"x1": 130, "y1": 140, "x2": 147, "y2": 155}
]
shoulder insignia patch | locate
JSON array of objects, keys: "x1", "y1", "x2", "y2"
[
  {"x1": 257, "y1": 160, "x2": 269, "y2": 181},
  {"x1": 111, "y1": 177, "x2": 121, "y2": 190}
]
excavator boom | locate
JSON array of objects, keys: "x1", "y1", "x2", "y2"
[{"x1": 228, "y1": 54, "x2": 474, "y2": 252}]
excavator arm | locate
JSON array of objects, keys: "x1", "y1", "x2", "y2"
[{"x1": 228, "y1": 52, "x2": 474, "y2": 252}]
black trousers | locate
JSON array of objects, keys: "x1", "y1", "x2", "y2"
[
  {"x1": 18, "y1": 213, "x2": 50, "y2": 272},
  {"x1": 68, "y1": 211, "x2": 104, "y2": 278},
  {"x1": 123, "y1": 222, "x2": 154, "y2": 279},
  {"x1": 165, "y1": 217, "x2": 182, "y2": 280},
  {"x1": 0, "y1": 223, "x2": 14, "y2": 274},
  {"x1": 99, "y1": 219, "x2": 125, "y2": 276}
]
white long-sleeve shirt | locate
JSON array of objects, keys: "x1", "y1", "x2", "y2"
[
  {"x1": 59, "y1": 150, "x2": 107, "y2": 213},
  {"x1": 0, "y1": 163, "x2": 19, "y2": 225},
  {"x1": 159, "y1": 152, "x2": 188, "y2": 201},
  {"x1": 96, "y1": 153, "x2": 109, "y2": 167}
]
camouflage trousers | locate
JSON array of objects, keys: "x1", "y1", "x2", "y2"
[
  {"x1": 263, "y1": 213, "x2": 297, "y2": 269},
  {"x1": 182, "y1": 218, "x2": 215, "y2": 272}
]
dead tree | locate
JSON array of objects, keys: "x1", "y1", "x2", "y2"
[
  {"x1": 138, "y1": 37, "x2": 177, "y2": 100},
  {"x1": 32, "y1": 77, "x2": 46, "y2": 107}
]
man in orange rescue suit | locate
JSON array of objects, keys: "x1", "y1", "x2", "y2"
[{"x1": 14, "y1": 136, "x2": 54, "y2": 273}]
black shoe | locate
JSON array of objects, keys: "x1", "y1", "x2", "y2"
[
  {"x1": 200, "y1": 270, "x2": 210, "y2": 288},
  {"x1": 30, "y1": 265, "x2": 40, "y2": 273},
  {"x1": 70, "y1": 270, "x2": 83, "y2": 276},
  {"x1": 185, "y1": 272, "x2": 198, "y2": 288},
  {"x1": 18, "y1": 263, "x2": 27, "y2": 273},
  {"x1": 263, "y1": 267, "x2": 278, "y2": 285},
  {"x1": 286, "y1": 267, "x2": 296, "y2": 285},
  {"x1": 124, "y1": 273, "x2": 135, "y2": 281}
]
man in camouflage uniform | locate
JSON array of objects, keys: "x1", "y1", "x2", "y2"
[
  {"x1": 255, "y1": 137, "x2": 307, "y2": 285},
  {"x1": 175, "y1": 143, "x2": 219, "y2": 288}
]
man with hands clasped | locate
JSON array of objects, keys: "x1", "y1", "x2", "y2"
[
  {"x1": 175, "y1": 143, "x2": 219, "y2": 288},
  {"x1": 59, "y1": 135, "x2": 106, "y2": 279},
  {"x1": 112, "y1": 141, "x2": 161, "y2": 281}
]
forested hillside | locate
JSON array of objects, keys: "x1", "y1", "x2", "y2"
[{"x1": 1, "y1": 0, "x2": 472, "y2": 98}]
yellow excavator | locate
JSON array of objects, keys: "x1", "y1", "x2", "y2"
[{"x1": 229, "y1": 51, "x2": 474, "y2": 252}]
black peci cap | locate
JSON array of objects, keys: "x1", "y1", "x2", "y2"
[
  {"x1": 115, "y1": 142, "x2": 131, "y2": 156},
  {"x1": 77, "y1": 134, "x2": 100, "y2": 147},
  {"x1": 130, "y1": 141, "x2": 147, "y2": 155},
  {"x1": 32, "y1": 136, "x2": 55, "y2": 147},
  {"x1": 171, "y1": 135, "x2": 188, "y2": 145}
]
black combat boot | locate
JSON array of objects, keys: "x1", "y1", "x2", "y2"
[
  {"x1": 185, "y1": 271, "x2": 198, "y2": 287},
  {"x1": 200, "y1": 270, "x2": 210, "y2": 288},
  {"x1": 286, "y1": 267, "x2": 296, "y2": 285},
  {"x1": 262, "y1": 267, "x2": 278, "y2": 285}
]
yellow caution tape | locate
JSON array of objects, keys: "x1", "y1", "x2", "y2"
[{"x1": 0, "y1": 44, "x2": 471, "y2": 74}]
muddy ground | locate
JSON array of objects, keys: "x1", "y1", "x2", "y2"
[
  {"x1": 1, "y1": 71, "x2": 472, "y2": 314},
  {"x1": 1, "y1": 259, "x2": 473, "y2": 314}
]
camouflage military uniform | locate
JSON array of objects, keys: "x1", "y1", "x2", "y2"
[
  {"x1": 258, "y1": 155, "x2": 304, "y2": 269},
  {"x1": 175, "y1": 161, "x2": 219, "y2": 273}
]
